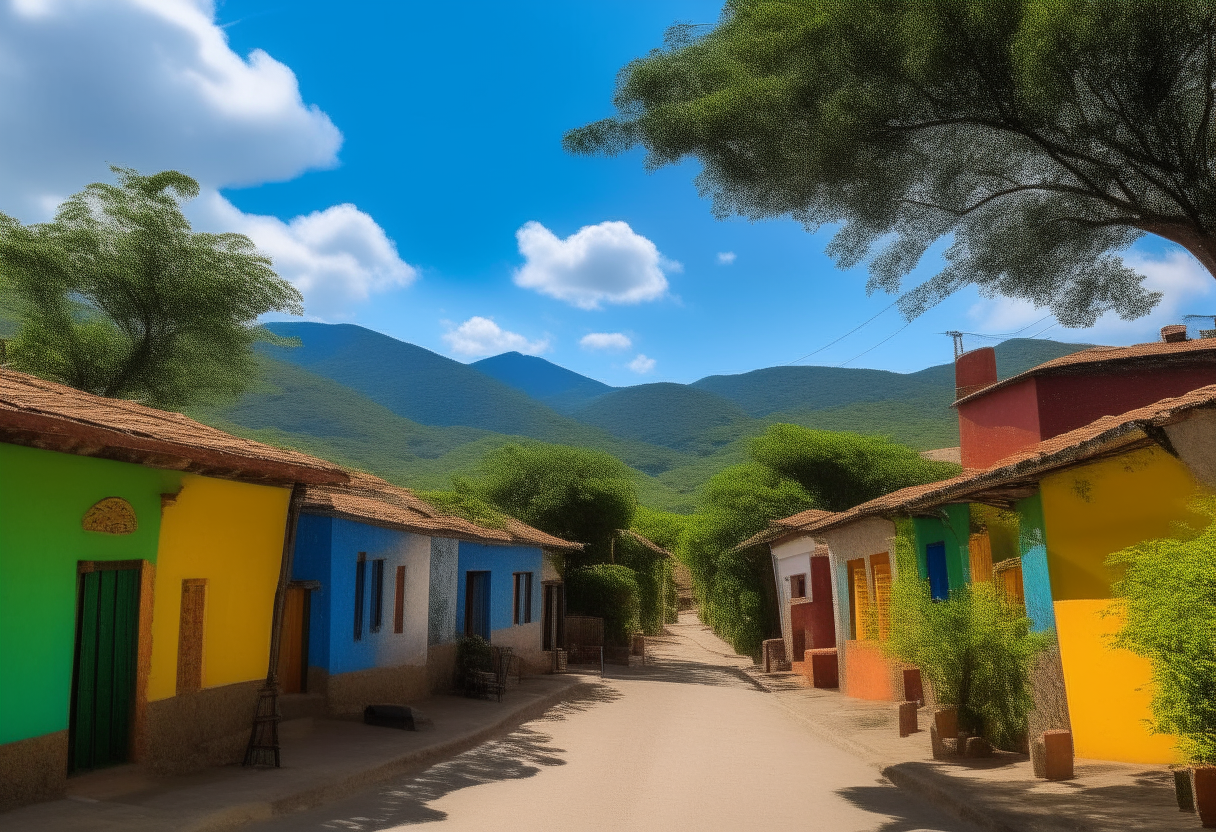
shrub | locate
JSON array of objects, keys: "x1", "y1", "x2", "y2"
[
  {"x1": 886, "y1": 529, "x2": 1050, "y2": 749},
  {"x1": 566, "y1": 564, "x2": 642, "y2": 646},
  {"x1": 455, "y1": 634, "x2": 492, "y2": 684},
  {"x1": 616, "y1": 532, "x2": 676, "y2": 635},
  {"x1": 1108, "y1": 497, "x2": 1216, "y2": 765}
]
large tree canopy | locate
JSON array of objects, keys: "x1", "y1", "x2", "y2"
[
  {"x1": 0, "y1": 168, "x2": 302, "y2": 409},
  {"x1": 565, "y1": 0, "x2": 1216, "y2": 325}
]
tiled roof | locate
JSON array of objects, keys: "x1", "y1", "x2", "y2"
[
  {"x1": 302, "y1": 472, "x2": 582, "y2": 550},
  {"x1": 735, "y1": 509, "x2": 839, "y2": 551},
  {"x1": 618, "y1": 528, "x2": 672, "y2": 558},
  {"x1": 782, "y1": 384, "x2": 1216, "y2": 537},
  {"x1": 0, "y1": 368, "x2": 348, "y2": 485},
  {"x1": 955, "y1": 337, "x2": 1216, "y2": 405}
]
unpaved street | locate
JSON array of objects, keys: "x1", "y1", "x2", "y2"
[{"x1": 249, "y1": 617, "x2": 978, "y2": 832}]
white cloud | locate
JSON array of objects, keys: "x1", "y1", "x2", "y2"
[
  {"x1": 0, "y1": 0, "x2": 416, "y2": 318},
  {"x1": 580, "y1": 332, "x2": 632, "y2": 351},
  {"x1": 628, "y1": 353, "x2": 656, "y2": 374},
  {"x1": 0, "y1": 0, "x2": 341, "y2": 220},
  {"x1": 197, "y1": 193, "x2": 416, "y2": 318},
  {"x1": 442, "y1": 317, "x2": 551, "y2": 358},
  {"x1": 966, "y1": 248, "x2": 1216, "y2": 345},
  {"x1": 514, "y1": 220, "x2": 676, "y2": 310},
  {"x1": 717, "y1": 251, "x2": 736, "y2": 265}
]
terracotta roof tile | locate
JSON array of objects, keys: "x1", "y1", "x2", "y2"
[
  {"x1": 0, "y1": 368, "x2": 348, "y2": 485},
  {"x1": 618, "y1": 529, "x2": 673, "y2": 558},
  {"x1": 955, "y1": 338, "x2": 1216, "y2": 405}
]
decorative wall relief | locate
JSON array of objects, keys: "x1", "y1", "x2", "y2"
[{"x1": 83, "y1": 497, "x2": 138, "y2": 534}]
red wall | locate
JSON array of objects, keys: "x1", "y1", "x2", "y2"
[
  {"x1": 789, "y1": 556, "x2": 837, "y2": 654},
  {"x1": 1036, "y1": 366, "x2": 1216, "y2": 439},
  {"x1": 958, "y1": 377, "x2": 1041, "y2": 468}
]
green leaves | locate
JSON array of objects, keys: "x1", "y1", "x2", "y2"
[
  {"x1": 0, "y1": 167, "x2": 302, "y2": 409},
  {"x1": 1108, "y1": 498, "x2": 1216, "y2": 765},
  {"x1": 567, "y1": 0, "x2": 1216, "y2": 325},
  {"x1": 566, "y1": 564, "x2": 643, "y2": 646}
]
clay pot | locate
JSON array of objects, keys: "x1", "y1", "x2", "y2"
[
  {"x1": 1194, "y1": 766, "x2": 1216, "y2": 828},
  {"x1": 935, "y1": 707, "x2": 959, "y2": 739}
]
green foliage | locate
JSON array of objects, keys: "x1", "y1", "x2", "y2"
[
  {"x1": 886, "y1": 529, "x2": 1050, "y2": 749},
  {"x1": 472, "y1": 443, "x2": 638, "y2": 566},
  {"x1": 565, "y1": 0, "x2": 1216, "y2": 323},
  {"x1": 751, "y1": 424, "x2": 960, "y2": 511},
  {"x1": 615, "y1": 531, "x2": 677, "y2": 635},
  {"x1": 1108, "y1": 498, "x2": 1216, "y2": 765},
  {"x1": 455, "y1": 634, "x2": 493, "y2": 683},
  {"x1": 416, "y1": 486, "x2": 509, "y2": 530},
  {"x1": 0, "y1": 168, "x2": 301, "y2": 409},
  {"x1": 566, "y1": 564, "x2": 642, "y2": 646},
  {"x1": 632, "y1": 506, "x2": 689, "y2": 553}
]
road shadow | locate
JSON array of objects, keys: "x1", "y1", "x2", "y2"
[
  {"x1": 276, "y1": 684, "x2": 621, "y2": 830},
  {"x1": 834, "y1": 784, "x2": 988, "y2": 832},
  {"x1": 602, "y1": 657, "x2": 767, "y2": 691}
]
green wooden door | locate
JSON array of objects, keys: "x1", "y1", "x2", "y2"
[{"x1": 71, "y1": 566, "x2": 140, "y2": 772}]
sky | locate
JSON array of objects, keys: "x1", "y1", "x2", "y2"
[{"x1": 1, "y1": 0, "x2": 1214, "y2": 386}]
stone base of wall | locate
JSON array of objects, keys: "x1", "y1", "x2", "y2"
[
  {"x1": 322, "y1": 664, "x2": 430, "y2": 716},
  {"x1": 144, "y1": 680, "x2": 261, "y2": 775},
  {"x1": 0, "y1": 731, "x2": 68, "y2": 811}
]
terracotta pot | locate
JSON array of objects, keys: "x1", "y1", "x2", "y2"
[
  {"x1": 1194, "y1": 766, "x2": 1216, "y2": 828},
  {"x1": 935, "y1": 707, "x2": 959, "y2": 739}
]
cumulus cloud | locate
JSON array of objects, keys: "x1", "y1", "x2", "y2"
[
  {"x1": 0, "y1": 0, "x2": 341, "y2": 219},
  {"x1": 580, "y1": 332, "x2": 632, "y2": 351},
  {"x1": 628, "y1": 354, "x2": 656, "y2": 374},
  {"x1": 514, "y1": 220, "x2": 677, "y2": 310},
  {"x1": 197, "y1": 193, "x2": 416, "y2": 318},
  {"x1": 717, "y1": 251, "x2": 737, "y2": 265},
  {"x1": 442, "y1": 317, "x2": 551, "y2": 358},
  {"x1": 967, "y1": 248, "x2": 1216, "y2": 345},
  {"x1": 0, "y1": 0, "x2": 415, "y2": 318}
]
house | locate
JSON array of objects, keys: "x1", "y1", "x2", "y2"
[
  {"x1": 772, "y1": 384, "x2": 1216, "y2": 764},
  {"x1": 289, "y1": 473, "x2": 580, "y2": 714},
  {"x1": 953, "y1": 328, "x2": 1216, "y2": 468},
  {"x1": 0, "y1": 369, "x2": 347, "y2": 809}
]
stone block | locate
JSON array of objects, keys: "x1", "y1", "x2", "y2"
[
  {"x1": 1042, "y1": 729, "x2": 1074, "y2": 781},
  {"x1": 930, "y1": 724, "x2": 957, "y2": 759},
  {"x1": 898, "y1": 701, "x2": 919, "y2": 737},
  {"x1": 807, "y1": 648, "x2": 839, "y2": 688},
  {"x1": 902, "y1": 668, "x2": 925, "y2": 705},
  {"x1": 1172, "y1": 766, "x2": 1196, "y2": 812},
  {"x1": 964, "y1": 736, "x2": 993, "y2": 758},
  {"x1": 1031, "y1": 736, "x2": 1046, "y2": 778},
  {"x1": 934, "y1": 707, "x2": 958, "y2": 739}
]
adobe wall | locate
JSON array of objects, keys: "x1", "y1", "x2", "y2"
[
  {"x1": 957, "y1": 377, "x2": 1041, "y2": 468},
  {"x1": 143, "y1": 679, "x2": 262, "y2": 774},
  {"x1": 0, "y1": 731, "x2": 68, "y2": 812},
  {"x1": 320, "y1": 664, "x2": 430, "y2": 716},
  {"x1": 1036, "y1": 365, "x2": 1216, "y2": 440}
]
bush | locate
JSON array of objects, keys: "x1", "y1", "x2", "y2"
[
  {"x1": 886, "y1": 529, "x2": 1050, "y2": 749},
  {"x1": 455, "y1": 634, "x2": 492, "y2": 684},
  {"x1": 566, "y1": 564, "x2": 642, "y2": 646},
  {"x1": 615, "y1": 532, "x2": 676, "y2": 635},
  {"x1": 1108, "y1": 497, "x2": 1216, "y2": 765}
]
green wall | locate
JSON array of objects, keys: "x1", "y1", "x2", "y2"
[
  {"x1": 912, "y1": 503, "x2": 971, "y2": 592},
  {"x1": 0, "y1": 443, "x2": 180, "y2": 745}
]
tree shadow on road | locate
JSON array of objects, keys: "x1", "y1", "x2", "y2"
[
  {"x1": 834, "y1": 784, "x2": 986, "y2": 832},
  {"x1": 605, "y1": 658, "x2": 767, "y2": 691},
  {"x1": 298, "y1": 684, "x2": 621, "y2": 830}
]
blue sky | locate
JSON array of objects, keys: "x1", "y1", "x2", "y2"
[{"x1": 1, "y1": 1, "x2": 1212, "y2": 386}]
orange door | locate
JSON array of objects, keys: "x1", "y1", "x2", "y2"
[{"x1": 277, "y1": 586, "x2": 308, "y2": 694}]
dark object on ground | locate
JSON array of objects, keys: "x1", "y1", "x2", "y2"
[
  {"x1": 364, "y1": 705, "x2": 415, "y2": 730},
  {"x1": 1172, "y1": 765, "x2": 1196, "y2": 813},
  {"x1": 898, "y1": 702, "x2": 918, "y2": 738},
  {"x1": 965, "y1": 736, "x2": 993, "y2": 758}
]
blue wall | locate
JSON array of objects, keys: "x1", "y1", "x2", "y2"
[
  {"x1": 454, "y1": 542, "x2": 543, "y2": 639},
  {"x1": 1016, "y1": 493, "x2": 1056, "y2": 632}
]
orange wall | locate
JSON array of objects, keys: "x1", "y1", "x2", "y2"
[{"x1": 844, "y1": 639, "x2": 896, "y2": 701}]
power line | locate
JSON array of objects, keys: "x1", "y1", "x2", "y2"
[
  {"x1": 937, "y1": 315, "x2": 1054, "y2": 343},
  {"x1": 784, "y1": 297, "x2": 902, "y2": 365},
  {"x1": 837, "y1": 320, "x2": 915, "y2": 367}
]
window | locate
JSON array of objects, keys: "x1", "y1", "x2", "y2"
[
  {"x1": 354, "y1": 553, "x2": 366, "y2": 641},
  {"x1": 177, "y1": 579, "x2": 207, "y2": 694},
  {"x1": 393, "y1": 565, "x2": 406, "y2": 634},
  {"x1": 513, "y1": 572, "x2": 533, "y2": 624},
  {"x1": 370, "y1": 559, "x2": 385, "y2": 633},
  {"x1": 870, "y1": 553, "x2": 892, "y2": 641},
  {"x1": 847, "y1": 558, "x2": 870, "y2": 640},
  {"x1": 790, "y1": 573, "x2": 807, "y2": 599}
]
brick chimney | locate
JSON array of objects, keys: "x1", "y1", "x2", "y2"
[
  {"x1": 1161, "y1": 324, "x2": 1189, "y2": 343},
  {"x1": 955, "y1": 346, "x2": 998, "y2": 400}
]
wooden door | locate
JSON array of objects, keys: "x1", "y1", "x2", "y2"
[
  {"x1": 276, "y1": 586, "x2": 309, "y2": 694},
  {"x1": 465, "y1": 571, "x2": 491, "y2": 640},
  {"x1": 71, "y1": 565, "x2": 140, "y2": 772},
  {"x1": 926, "y1": 542, "x2": 949, "y2": 601},
  {"x1": 968, "y1": 532, "x2": 994, "y2": 583}
]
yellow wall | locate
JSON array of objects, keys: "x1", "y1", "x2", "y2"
[
  {"x1": 1041, "y1": 447, "x2": 1205, "y2": 764},
  {"x1": 148, "y1": 475, "x2": 291, "y2": 701},
  {"x1": 1054, "y1": 600, "x2": 1178, "y2": 764}
]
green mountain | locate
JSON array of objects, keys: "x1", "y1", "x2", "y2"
[
  {"x1": 471, "y1": 351, "x2": 614, "y2": 413},
  {"x1": 570, "y1": 383, "x2": 753, "y2": 452}
]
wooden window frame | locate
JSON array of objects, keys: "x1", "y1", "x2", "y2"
[
  {"x1": 789, "y1": 573, "x2": 807, "y2": 600},
  {"x1": 513, "y1": 572, "x2": 533, "y2": 625},
  {"x1": 393, "y1": 565, "x2": 406, "y2": 634},
  {"x1": 354, "y1": 552, "x2": 366, "y2": 642},
  {"x1": 846, "y1": 558, "x2": 870, "y2": 641},
  {"x1": 870, "y1": 553, "x2": 892, "y2": 642},
  {"x1": 176, "y1": 579, "x2": 207, "y2": 695}
]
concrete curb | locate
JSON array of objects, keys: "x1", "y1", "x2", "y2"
[{"x1": 188, "y1": 677, "x2": 600, "y2": 832}]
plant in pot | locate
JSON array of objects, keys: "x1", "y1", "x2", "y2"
[
  {"x1": 885, "y1": 528, "x2": 1050, "y2": 756},
  {"x1": 1108, "y1": 498, "x2": 1216, "y2": 825}
]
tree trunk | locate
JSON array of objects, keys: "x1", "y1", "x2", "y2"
[{"x1": 1141, "y1": 223, "x2": 1216, "y2": 280}]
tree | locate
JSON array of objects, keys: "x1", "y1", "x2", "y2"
[
  {"x1": 471, "y1": 442, "x2": 638, "y2": 567},
  {"x1": 751, "y1": 424, "x2": 960, "y2": 511},
  {"x1": 0, "y1": 168, "x2": 302, "y2": 408},
  {"x1": 565, "y1": 0, "x2": 1216, "y2": 325}
]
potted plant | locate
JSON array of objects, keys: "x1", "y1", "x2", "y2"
[{"x1": 1108, "y1": 498, "x2": 1216, "y2": 826}]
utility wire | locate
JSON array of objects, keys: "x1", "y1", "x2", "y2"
[
  {"x1": 837, "y1": 319, "x2": 915, "y2": 367},
  {"x1": 784, "y1": 297, "x2": 902, "y2": 365},
  {"x1": 937, "y1": 315, "x2": 1054, "y2": 342}
]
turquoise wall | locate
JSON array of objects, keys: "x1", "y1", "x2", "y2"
[
  {"x1": 0, "y1": 443, "x2": 179, "y2": 746},
  {"x1": 1016, "y1": 493, "x2": 1056, "y2": 632},
  {"x1": 912, "y1": 503, "x2": 971, "y2": 592}
]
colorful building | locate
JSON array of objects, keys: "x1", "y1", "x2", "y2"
[
  {"x1": 0, "y1": 369, "x2": 346, "y2": 810},
  {"x1": 294, "y1": 473, "x2": 580, "y2": 714}
]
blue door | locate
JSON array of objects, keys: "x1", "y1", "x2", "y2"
[
  {"x1": 464, "y1": 571, "x2": 491, "y2": 639},
  {"x1": 926, "y1": 542, "x2": 949, "y2": 601}
]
